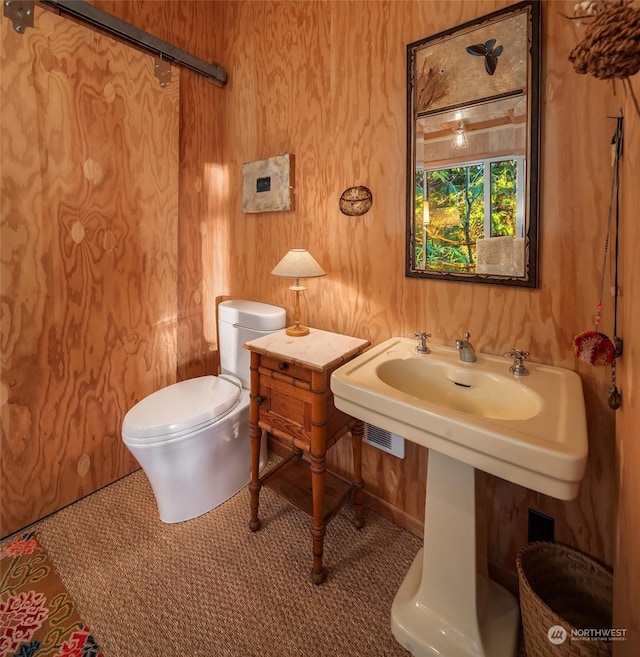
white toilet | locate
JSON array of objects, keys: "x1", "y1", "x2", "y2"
[{"x1": 121, "y1": 300, "x2": 286, "y2": 523}]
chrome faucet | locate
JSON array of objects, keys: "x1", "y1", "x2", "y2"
[
  {"x1": 506, "y1": 349, "x2": 530, "y2": 376},
  {"x1": 455, "y1": 332, "x2": 476, "y2": 362},
  {"x1": 414, "y1": 331, "x2": 431, "y2": 354}
]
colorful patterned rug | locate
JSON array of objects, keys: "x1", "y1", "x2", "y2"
[{"x1": 0, "y1": 533, "x2": 103, "y2": 657}]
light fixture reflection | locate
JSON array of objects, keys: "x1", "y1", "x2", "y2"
[{"x1": 451, "y1": 121, "x2": 469, "y2": 149}]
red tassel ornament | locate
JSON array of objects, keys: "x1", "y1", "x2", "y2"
[{"x1": 573, "y1": 330, "x2": 615, "y2": 366}]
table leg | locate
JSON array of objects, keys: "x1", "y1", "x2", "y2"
[
  {"x1": 351, "y1": 420, "x2": 365, "y2": 529},
  {"x1": 249, "y1": 352, "x2": 262, "y2": 532},
  {"x1": 310, "y1": 370, "x2": 328, "y2": 584},
  {"x1": 310, "y1": 449, "x2": 327, "y2": 584}
]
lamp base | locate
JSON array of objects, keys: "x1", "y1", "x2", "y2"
[{"x1": 286, "y1": 324, "x2": 310, "y2": 337}]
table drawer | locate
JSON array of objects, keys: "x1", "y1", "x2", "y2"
[
  {"x1": 260, "y1": 355, "x2": 312, "y2": 383},
  {"x1": 258, "y1": 377, "x2": 312, "y2": 439}
]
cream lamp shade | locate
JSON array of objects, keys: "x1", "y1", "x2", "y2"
[{"x1": 271, "y1": 249, "x2": 326, "y2": 336}]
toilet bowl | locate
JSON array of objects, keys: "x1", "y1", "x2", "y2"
[{"x1": 121, "y1": 300, "x2": 286, "y2": 523}]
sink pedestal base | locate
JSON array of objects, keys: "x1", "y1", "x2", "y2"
[{"x1": 391, "y1": 451, "x2": 520, "y2": 657}]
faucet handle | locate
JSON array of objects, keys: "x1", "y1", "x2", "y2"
[
  {"x1": 506, "y1": 349, "x2": 530, "y2": 376},
  {"x1": 455, "y1": 331, "x2": 472, "y2": 347},
  {"x1": 414, "y1": 331, "x2": 431, "y2": 354},
  {"x1": 455, "y1": 331, "x2": 472, "y2": 349}
]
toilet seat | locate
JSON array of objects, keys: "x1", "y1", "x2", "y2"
[{"x1": 122, "y1": 375, "x2": 241, "y2": 444}]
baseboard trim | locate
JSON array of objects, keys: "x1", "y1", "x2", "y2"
[
  {"x1": 362, "y1": 489, "x2": 424, "y2": 538},
  {"x1": 488, "y1": 559, "x2": 520, "y2": 597}
]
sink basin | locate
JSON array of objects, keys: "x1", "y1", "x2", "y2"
[
  {"x1": 331, "y1": 337, "x2": 588, "y2": 500},
  {"x1": 376, "y1": 358, "x2": 542, "y2": 421}
]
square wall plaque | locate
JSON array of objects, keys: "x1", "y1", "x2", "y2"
[{"x1": 242, "y1": 153, "x2": 295, "y2": 213}]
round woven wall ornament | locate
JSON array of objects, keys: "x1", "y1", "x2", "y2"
[
  {"x1": 339, "y1": 186, "x2": 373, "y2": 216},
  {"x1": 568, "y1": 1, "x2": 640, "y2": 80}
]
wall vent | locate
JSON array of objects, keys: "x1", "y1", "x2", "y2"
[{"x1": 363, "y1": 422, "x2": 405, "y2": 459}]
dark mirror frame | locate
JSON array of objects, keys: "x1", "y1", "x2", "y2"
[{"x1": 405, "y1": 1, "x2": 540, "y2": 287}]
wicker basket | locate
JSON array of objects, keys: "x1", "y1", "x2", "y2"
[{"x1": 517, "y1": 542, "x2": 613, "y2": 657}]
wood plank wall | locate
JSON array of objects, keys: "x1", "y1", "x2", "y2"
[
  {"x1": 0, "y1": 6, "x2": 180, "y2": 535},
  {"x1": 2, "y1": 1, "x2": 636, "y2": 648},
  {"x1": 615, "y1": 88, "x2": 639, "y2": 657},
  {"x1": 217, "y1": 0, "x2": 620, "y2": 578},
  {"x1": 211, "y1": 2, "x2": 637, "y2": 643},
  {"x1": 88, "y1": 0, "x2": 228, "y2": 381}
]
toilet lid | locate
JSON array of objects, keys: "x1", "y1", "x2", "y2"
[{"x1": 122, "y1": 375, "x2": 241, "y2": 443}]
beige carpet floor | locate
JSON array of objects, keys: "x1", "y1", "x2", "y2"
[{"x1": 35, "y1": 468, "x2": 424, "y2": 657}]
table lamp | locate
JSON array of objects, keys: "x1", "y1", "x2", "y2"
[{"x1": 271, "y1": 249, "x2": 326, "y2": 336}]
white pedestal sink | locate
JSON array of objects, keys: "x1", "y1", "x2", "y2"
[
  {"x1": 330, "y1": 337, "x2": 588, "y2": 657},
  {"x1": 392, "y1": 451, "x2": 519, "y2": 657}
]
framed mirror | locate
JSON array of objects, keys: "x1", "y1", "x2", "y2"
[{"x1": 406, "y1": 1, "x2": 540, "y2": 287}]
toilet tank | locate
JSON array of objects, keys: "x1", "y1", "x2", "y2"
[{"x1": 218, "y1": 300, "x2": 286, "y2": 388}]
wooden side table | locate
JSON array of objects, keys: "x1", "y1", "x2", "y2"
[{"x1": 244, "y1": 328, "x2": 370, "y2": 584}]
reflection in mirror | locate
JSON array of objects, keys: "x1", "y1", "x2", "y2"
[{"x1": 406, "y1": 1, "x2": 540, "y2": 287}]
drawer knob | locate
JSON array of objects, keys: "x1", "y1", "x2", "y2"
[
  {"x1": 254, "y1": 395, "x2": 265, "y2": 406},
  {"x1": 278, "y1": 362, "x2": 289, "y2": 372}
]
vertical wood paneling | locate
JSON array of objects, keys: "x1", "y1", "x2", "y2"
[
  {"x1": 614, "y1": 92, "x2": 639, "y2": 656},
  {"x1": 218, "y1": 0, "x2": 621, "y2": 584},
  {"x1": 1, "y1": 6, "x2": 180, "y2": 535},
  {"x1": 91, "y1": 0, "x2": 228, "y2": 378}
]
